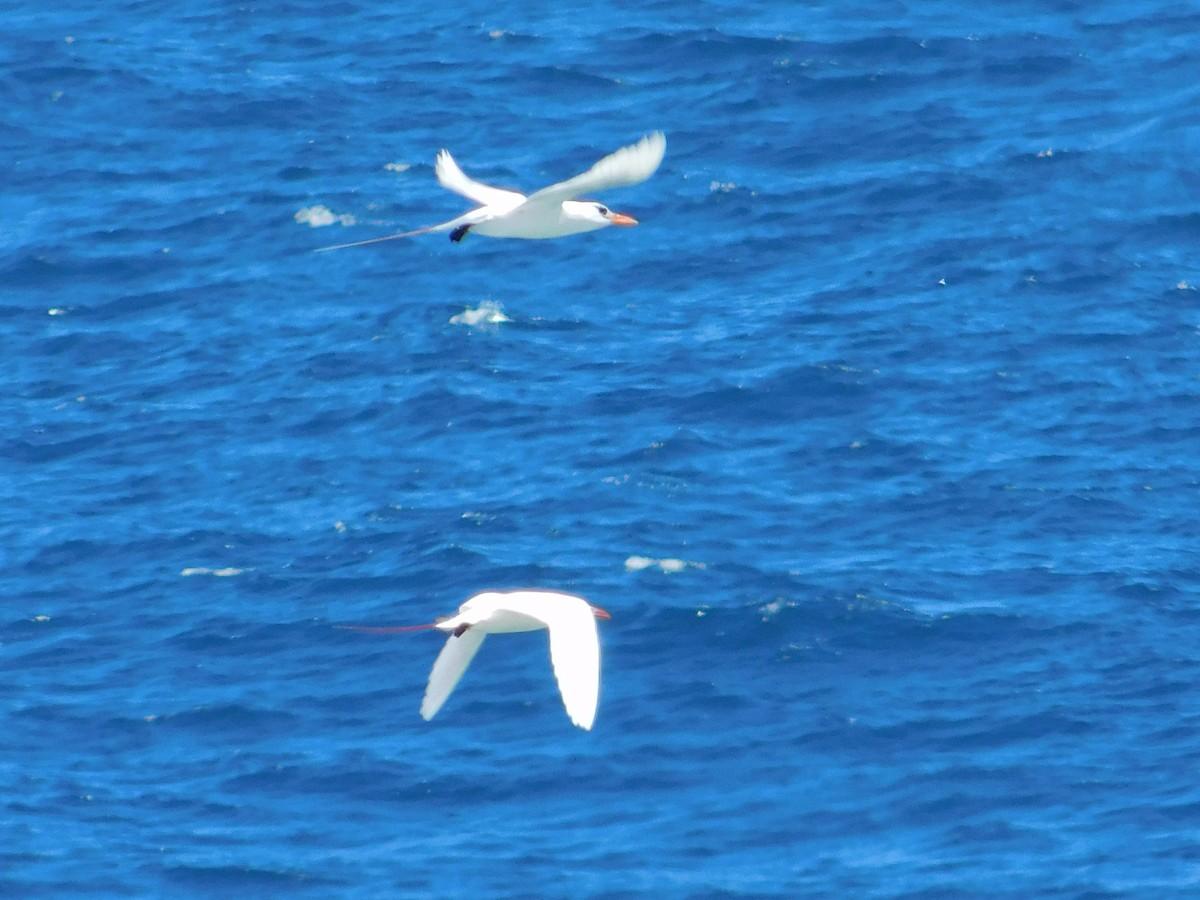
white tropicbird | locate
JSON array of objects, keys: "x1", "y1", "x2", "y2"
[
  {"x1": 315, "y1": 131, "x2": 666, "y2": 251},
  {"x1": 340, "y1": 590, "x2": 611, "y2": 730}
]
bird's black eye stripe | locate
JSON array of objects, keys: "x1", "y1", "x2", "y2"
[{"x1": 597, "y1": 205, "x2": 609, "y2": 215}]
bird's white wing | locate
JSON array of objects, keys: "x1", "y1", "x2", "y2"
[
  {"x1": 525, "y1": 131, "x2": 666, "y2": 207},
  {"x1": 543, "y1": 602, "x2": 602, "y2": 730},
  {"x1": 436, "y1": 149, "x2": 526, "y2": 209},
  {"x1": 421, "y1": 628, "x2": 487, "y2": 721}
]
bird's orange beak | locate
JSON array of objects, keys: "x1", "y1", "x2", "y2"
[
  {"x1": 609, "y1": 212, "x2": 638, "y2": 227},
  {"x1": 590, "y1": 604, "x2": 612, "y2": 620}
]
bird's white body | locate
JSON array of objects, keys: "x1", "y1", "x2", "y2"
[
  {"x1": 316, "y1": 132, "x2": 665, "y2": 251},
  {"x1": 418, "y1": 591, "x2": 610, "y2": 730},
  {"x1": 468, "y1": 199, "x2": 614, "y2": 240}
]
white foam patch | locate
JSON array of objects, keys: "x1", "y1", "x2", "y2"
[
  {"x1": 180, "y1": 567, "x2": 250, "y2": 577},
  {"x1": 449, "y1": 302, "x2": 512, "y2": 326},
  {"x1": 758, "y1": 598, "x2": 788, "y2": 619},
  {"x1": 624, "y1": 555, "x2": 706, "y2": 574},
  {"x1": 294, "y1": 205, "x2": 356, "y2": 228}
]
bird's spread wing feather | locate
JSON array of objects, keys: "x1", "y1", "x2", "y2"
[
  {"x1": 421, "y1": 628, "x2": 486, "y2": 720},
  {"x1": 435, "y1": 149, "x2": 526, "y2": 209},
  {"x1": 543, "y1": 602, "x2": 602, "y2": 730},
  {"x1": 524, "y1": 131, "x2": 666, "y2": 207}
]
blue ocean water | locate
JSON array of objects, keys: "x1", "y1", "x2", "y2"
[{"x1": 5, "y1": 0, "x2": 1200, "y2": 895}]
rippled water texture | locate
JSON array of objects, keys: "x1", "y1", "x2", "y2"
[{"x1": 5, "y1": 1, "x2": 1200, "y2": 896}]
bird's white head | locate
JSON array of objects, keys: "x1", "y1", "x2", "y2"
[{"x1": 564, "y1": 200, "x2": 639, "y2": 230}]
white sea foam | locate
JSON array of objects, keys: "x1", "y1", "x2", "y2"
[
  {"x1": 624, "y1": 555, "x2": 705, "y2": 574},
  {"x1": 449, "y1": 302, "x2": 512, "y2": 326},
  {"x1": 294, "y1": 205, "x2": 355, "y2": 228}
]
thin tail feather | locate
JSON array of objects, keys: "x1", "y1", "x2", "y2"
[{"x1": 314, "y1": 226, "x2": 442, "y2": 252}]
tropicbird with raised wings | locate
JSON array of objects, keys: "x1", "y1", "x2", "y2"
[{"x1": 316, "y1": 132, "x2": 665, "y2": 251}]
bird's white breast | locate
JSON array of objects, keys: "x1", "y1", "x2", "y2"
[{"x1": 473, "y1": 202, "x2": 606, "y2": 239}]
